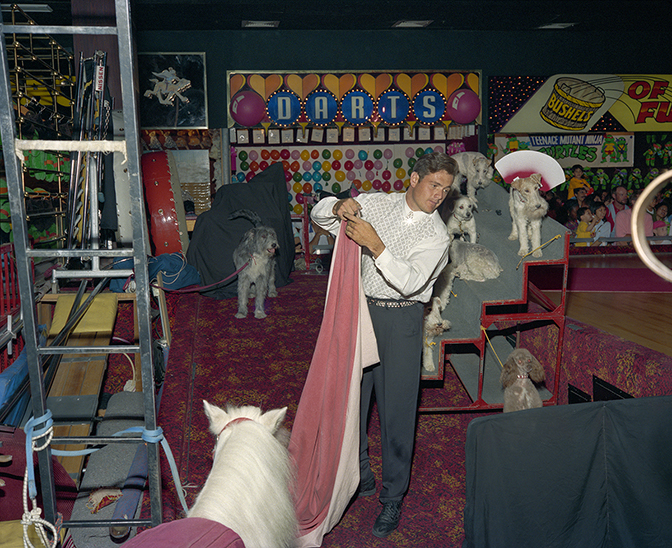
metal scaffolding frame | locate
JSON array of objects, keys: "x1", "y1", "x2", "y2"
[{"x1": 0, "y1": 0, "x2": 161, "y2": 531}]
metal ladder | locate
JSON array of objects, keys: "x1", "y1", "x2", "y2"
[{"x1": 0, "y1": 0, "x2": 161, "y2": 531}]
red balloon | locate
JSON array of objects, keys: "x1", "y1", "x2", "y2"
[
  {"x1": 259, "y1": 160, "x2": 269, "y2": 170},
  {"x1": 280, "y1": 149, "x2": 290, "y2": 160},
  {"x1": 332, "y1": 160, "x2": 341, "y2": 170},
  {"x1": 229, "y1": 90, "x2": 266, "y2": 127},
  {"x1": 446, "y1": 89, "x2": 481, "y2": 125},
  {"x1": 364, "y1": 159, "x2": 374, "y2": 171}
]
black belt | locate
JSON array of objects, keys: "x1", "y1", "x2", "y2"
[{"x1": 366, "y1": 296, "x2": 418, "y2": 308}]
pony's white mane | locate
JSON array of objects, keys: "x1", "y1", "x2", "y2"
[{"x1": 187, "y1": 401, "x2": 296, "y2": 548}]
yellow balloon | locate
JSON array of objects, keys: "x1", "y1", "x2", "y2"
[
  {"x1": 293, "y1": 204, "x2": 304, "y2": 215},
  {"x1": 333, "y1": 149, "x2": 343, "y2": 161},
  {"x1": 322, "y1": 161, "x2": 331, "y2": 172},
  {"x1": 300, "y1": 149, "x2": 310, "y2": 161},
  {"x1": 396, "y1": 168, "x2": 406, "y2": 179},
  {"x1": 293, "y1": 182, "x2": 303, "y2": 193},
  {"x1": 335, "y1": 170, "x2": 346, "y2": 182},
  {"x1": 362, "y1": 180, "x2": 372, "y2": 191},
  {"x1": 404, "y1": 179, "x2": 411, "y2": 188}
]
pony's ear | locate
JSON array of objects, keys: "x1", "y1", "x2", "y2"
[
  {"x1": 261, "y1": 407, "x2": 287, "y2": 433},
  {"x1": 203, "y1": 400, "x2": 229, "y2": 436}
]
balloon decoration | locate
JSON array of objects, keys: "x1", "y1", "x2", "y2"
[
  {"x1": 446, "y1": 88, "x2": 481, "y2": 125},
  {"x1": 229, "y1": 90, "x2": 266, "y2": 127}
]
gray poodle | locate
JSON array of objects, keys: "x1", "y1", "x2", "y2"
[
  {"x1": 500, "y1": 348, "x2": 545, "y2": 412},
  {"x1": 229, "y1": 209, "x2": 279, "y2": 319}
]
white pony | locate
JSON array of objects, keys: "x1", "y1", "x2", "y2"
[
  {"x1": 122, "y1": 401, "x2": 296, "y2": 548},
  {"x1": 187, "y1": 400, "x2": 297, "y2": 548}
]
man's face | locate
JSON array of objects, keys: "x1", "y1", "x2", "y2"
[
  {"x1": 576, "y1": 188, "x2": 587, "y2": 199},
  {"x1": 614, "y1": 187, "x2": 628, "y2": 205},
  {"x1": 406, "y1": 170, "x2": 454, "y2": 214}
]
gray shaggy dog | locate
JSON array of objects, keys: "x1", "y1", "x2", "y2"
[
  {"x1": 230, "y1": 209, "x2": 279, "y2": 319},
  {"x1": 500, "y1": 348, "x2": 545, "y2": 413}
]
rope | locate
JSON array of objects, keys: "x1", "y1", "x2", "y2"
[
  {"x1": 515, "y1": 234, "x2": 562, "y2": 270},
  {"x1": 22, "y1": 412, "x2": 61, "y2": 548},
  {"x1": 112, "y1": 255, "x2": 251, "y2": 294},
  {"x1": 481, "y1": 326, "x2": 504, "y2": 369},
  {"x1": 23, "y1": 414, "x2": 190, "y2": 539}
]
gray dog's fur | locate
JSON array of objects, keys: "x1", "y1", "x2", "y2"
[
  {"x1": 230, "y1": 209, "x2": 279, "y2": 319},
  {"x1": 451, "y1": 151, "x2": 494, "y2": 202},
  {"x1": 500, "y1": 348, "x2": 545, "y2": 412},
  {"x1": 508, "y1": 173, "x2": 549, "y2": 258}
]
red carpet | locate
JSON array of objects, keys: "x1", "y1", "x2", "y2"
[{"x1": 531, "y1": 267, "x2": 672, "y2": 292}]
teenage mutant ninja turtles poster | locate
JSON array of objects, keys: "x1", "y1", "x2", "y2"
[{"x1": 138, "y1": 53, "x2": 208, "y2": 129}]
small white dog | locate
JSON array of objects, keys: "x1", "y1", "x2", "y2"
[
  {"x1": 508, "y1": 173, "x2": 549, "y2": 258},
  {"x1": 423, "y1": 240, "x2": 502, "y2": 371},
  {"x1": 446, "y1": 195, "x2": 478, "y2": 244},
  {"x1": 500, "y1": 348, "x2": 545, "y2": 412},
  {"x1": 451, "y1": 151, "x2": 494, "y2": 202}
]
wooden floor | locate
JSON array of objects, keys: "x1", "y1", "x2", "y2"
[{"x1": 544, "y1": 252, "x2": 672, "y2": 357}]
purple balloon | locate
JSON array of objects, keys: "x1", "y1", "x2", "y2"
[
  {"x1": 405, "y1": 147, "x2": 415, "y2": 158},
  {"x1": 229, "y1": 90, "x2": 266, "y2": 127},
  {"x1": 374, "y1": 160, "x2": 383, "y2": 170},
  {"x1": 447, "y1": 89, "x2": 482, "y2": 125},
  {"x1": 291, "y1": 149, "x2": 301, "y2": 160},
  {"x1": 366, "y1": 170, "x2": 375, "y2": 181},
  {"x1": 354, "y1": 159, "x2": 363, "y2": 170},
  {"x1": 383, "y1": 148, "x2": 393, "y2": 159},
  {"x1": 303, "y1": 160, "x2": 312, "y2": 171},
  {"x1": 347, "y1": 171, "x2": 356, "y2": 181}
]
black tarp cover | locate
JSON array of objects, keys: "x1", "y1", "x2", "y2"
[
  {"x1": 463, "y1": 396, "x2": 672, "y2": 548},
  {"x1": 186, "y1": 162, "x2": 293, "y2": 299}
]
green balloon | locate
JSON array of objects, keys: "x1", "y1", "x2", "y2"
[
  {"x1": 415, "y1": 147, "x2": 424, "y2": 158},
  {"x1": 293, "y1": 172, "x2": 303, "y2": 182},
  {"x1": 373, "y1": 149, "x2": 383, "y2": 159},
  {"x1": 239, "y1": 150, "x2": 248, "y2": 161},
  {"x1": 393, "y1": 158, "x2": 403, "y2": 169},
  {"x1": 332, "y1": 183, "x2": 341, "y2": 194},
  {"x1": 322, "y1": 149, "x2": 331, "y2": 159},
  {"x1": 322, "y1": 171, "x2": 331, "y2": 181},
  {"x1": 240, "y1": 161, "x2": 249, "y2": 171},
  {"x1": 408, "y1": 158, "x2": 416, "y2": 169}
]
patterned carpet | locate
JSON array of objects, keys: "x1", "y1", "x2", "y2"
[{"x1": 104, "y1": 271, "x2": 672, "y2": 547}]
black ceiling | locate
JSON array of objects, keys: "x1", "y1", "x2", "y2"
[{"x1": 3, "y1": 0, "x2": 671, "y2": 33}]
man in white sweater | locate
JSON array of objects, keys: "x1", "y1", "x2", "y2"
[{"x1": 311, "y1": 151, "x2": 457, "y2": 537}]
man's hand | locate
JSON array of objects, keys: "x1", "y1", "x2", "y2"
[
  {"x1": 343, "y1": 212, "x2": 386, "y2": 259},
  {"x1": 332, "y1": 198, "x2": 362, "y2": 220}
]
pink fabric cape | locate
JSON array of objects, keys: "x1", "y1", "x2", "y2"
[{"x1": 289, "y1": 222, "x2": 379, "y2": 547}]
